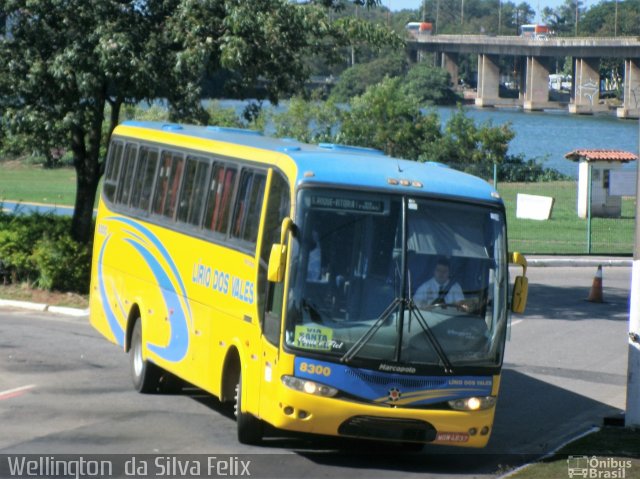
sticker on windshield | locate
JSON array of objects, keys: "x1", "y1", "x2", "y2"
[
  {"x1": 490, "y1": 212, "x2": 500, "y2": 221},
  {"x1": 294, "y1": 325, "x2": 334, "y2": 351}
]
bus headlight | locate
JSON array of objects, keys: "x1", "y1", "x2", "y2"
[
  {"x1": 448, "y1": 396, "x2": 496, "y2": 411},
  {"x1": 282, "y1": 376, "x2": 338, "y2": 398}
]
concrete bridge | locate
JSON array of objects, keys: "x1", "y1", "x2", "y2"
[{"x1": 407, "y1": 35, "x2": 640, "y2": 118}]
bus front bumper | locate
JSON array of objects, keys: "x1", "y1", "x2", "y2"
[{"x1": 265, "y1": 387, "x2": 496, "y2": 448}]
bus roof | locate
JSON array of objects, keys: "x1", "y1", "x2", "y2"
[{"x1": 118, "y1": 121, "x2": 502, "y2": 205}]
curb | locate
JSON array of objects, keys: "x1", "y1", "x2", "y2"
[
  {"x1": 0, "y1": 299, "x2": 88, "y2": 317},
  {"x1": 527, "y1": 257, "x2": 632, "y2": 267}
]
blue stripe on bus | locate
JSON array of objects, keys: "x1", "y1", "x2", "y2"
[
  {"x1": 98, "y1": 216, "x2": 193, "y2": 362},
  {"x1": 98, "y1": 236, "x2": 125, "y2": 346},
  {"x1": 294, "y1": 357, "x2": 493, "y2": 406},
  {"x1": 106, "y1": 216, "x2": 193, "y2": 322},
  {"x1": 124, "y1": 239, "x2": 189, "y2": 362}
]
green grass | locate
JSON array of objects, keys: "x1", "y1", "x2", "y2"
[
  {"x1": 0, "y1": 160, "x2": 77, "y2": 206},
  {"x1": 508, "y1": 426, "x2": 640, "y2": 479},
  {"x1": 0, "y1": 161, "x2": 635, "y2": 255},
  {"x1": 499, "y1": 181, "x2": 635, "y2": 255}
]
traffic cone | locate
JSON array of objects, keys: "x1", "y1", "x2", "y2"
[{"x1": 587, "y1": 265, "x2": 604, "y2": 303}]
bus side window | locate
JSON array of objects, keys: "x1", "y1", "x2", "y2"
[
  {"x1": 163, "y1": 152, "x2": 184, "y2": 219},
  {"x1": 130, "y1": 146, "x2": 159, "y2": 213},
  {"x1": 204, "y1": 163, "x2": 237, "y2": 235},
  {"x1": 152, "y1": 151, "x2": 172, "y2": 215},
  {"x1": 232, "y1": 170, "x2": 267, "y2": 245},
  {"x1": 259, "y1": 172, "x2": 290, "y2": 346},
  {"x1": 115, "y1": 143, "x2": 138, "y2": 207},
  {"x1": 152, "y1": 150, "x2": 184, "y2": 219},
  {"x1": 103, "y1": 141, "x2": 124, "y2": 203},
  {"x1": 177, "y1": 155, "x2": 210, "y2": 227}
]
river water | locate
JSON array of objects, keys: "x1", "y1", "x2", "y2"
[{"x1": 217, "y1": 100, "x2": 639, "y2": 178}]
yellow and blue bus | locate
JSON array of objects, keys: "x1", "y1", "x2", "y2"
[{"x1": 89, "y1": 121, "x2": 528, "y2": 447}]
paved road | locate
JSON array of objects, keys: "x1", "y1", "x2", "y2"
[{"x1": 0, "y1": 266, "x2": 631, "y2": 478}]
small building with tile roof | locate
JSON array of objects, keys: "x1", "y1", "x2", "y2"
[{"x1": 565, "y1": 149, "x2": 638, "y2": 218}]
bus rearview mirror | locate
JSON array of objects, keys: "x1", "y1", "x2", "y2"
[
  {"x1": 509, "y1": 251, "x2": 528, "y2": 313},
  {"x1": 268, "y1": 218, "x2": 294, "y2": 283},
  {"x1": 268, "y1": 244, "x2": 287, "y2": 283},
  {"x1": 511, "y1": 275, "x2": 528, "y2": 313}
]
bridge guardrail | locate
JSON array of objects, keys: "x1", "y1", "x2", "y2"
[{"x1": 413, "y1": 34, "x2": 640, "y2": 47}]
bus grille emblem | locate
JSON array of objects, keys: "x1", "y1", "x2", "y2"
[{"x1": 388, "y1": 388, "x2": 402, "y2": 402}]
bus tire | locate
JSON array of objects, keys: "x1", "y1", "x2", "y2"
[
  {"x1": 130, "y1": 319, "x2": 161, "y2": 393},
  {"x1": 234, "y1": 371, "x2": 263, "y2": 444}
]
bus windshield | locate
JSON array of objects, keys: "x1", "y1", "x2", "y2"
[{"x1": 284, "y1": 189, "x2": 508, "y2": 371}]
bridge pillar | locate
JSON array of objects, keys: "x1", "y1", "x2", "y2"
[
  {"x1": 569, "y1": 57, "x2": 606, "y2": 114},
  {"x1": 440, "y1": 52, "x2": 459, "y2": 87},
  {"x1": 475, "y1": 54, "x2": 500, "y2": 107},
  {"x1": 523, "y1": 56, "x2": 551, "y2": 111},
  {"x1": 617, "y1": 59, "x2": 640, "y2": 119}
]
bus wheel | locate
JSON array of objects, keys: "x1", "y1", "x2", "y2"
[
  {"x1": 234, "y1": 372, "x2": 264, "y2": 444},
  {"x1": 130, "y1": 320, "x2": 161, "y2": 393}
]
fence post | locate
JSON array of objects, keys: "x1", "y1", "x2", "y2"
[{"x1": 587, "y1": 163, "x2": 592, "y2": 254}]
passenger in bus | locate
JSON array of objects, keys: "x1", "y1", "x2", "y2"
[{"x1": 414, "y1": 257, "x2": 464, "y2": 308}]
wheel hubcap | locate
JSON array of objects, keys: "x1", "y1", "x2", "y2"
[{"x1": 133, "y1": 340, "x2": 143, "y2": 377}]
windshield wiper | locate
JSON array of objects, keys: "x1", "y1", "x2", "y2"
[
  {"x1": 340, "y1": 298, "x2": 402, "y2": 364},
  {"x1": 408, "y1": 300, "x2": 455, "y2": 374}
]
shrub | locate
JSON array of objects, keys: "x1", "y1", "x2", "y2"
[
  {"x1": 271, "y1": 95, "x2": 341, "y2": 144},
  {"x1": 0, "y1": 212, "x2": 63, "y2": 282},
  {"x1": 498, "y1": 155, "x2": 570, "y2": 182},
  {"x1": 0, "y1": 210, "x2": 90, "y2": 292},
  {"x1": 32, "y1": 234, "x2": 91, "y2": 293}
]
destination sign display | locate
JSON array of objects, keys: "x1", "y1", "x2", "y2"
[{"x1": 310, "y1": 195, "x2": 386, "y2": 213}]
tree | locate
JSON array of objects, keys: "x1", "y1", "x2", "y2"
[
  {"x1": 402, "y1": 62, "x2": 460, "y2": 105},
  {"x1": 542, "y1": 0, "x2": 586, "y2": 35},
  {"x1": 272, "y1": 94, "x2": 341, "y2": 144},
  {"x1": 580, "y1": 0, "x2": 640, "y2": 36},
  {"x1": 421, "y1": 106, "x2": 515, "y2": 175},
  {"x1": 0, "y1": 0, "x2": 400, "y2": 245},
  {"x1": 329, "y1": 53, "x2": 407, "y2": 102},
  {"x1": 339, "y1": 77, "x2": 442, "y2": 159},
  {"x1": 513, "y1": 2, "x2": 535, "y2": 31},
  {"x1": 267, "y1": 82, "x2": 514, "y2": 174},
  {"x1": 310, "y1": 0, "x2": 382, "y2": 9}
]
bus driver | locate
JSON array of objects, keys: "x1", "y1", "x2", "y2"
[{"x1": 414, "y1": 257, "x2": 464, "y2": 308}]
